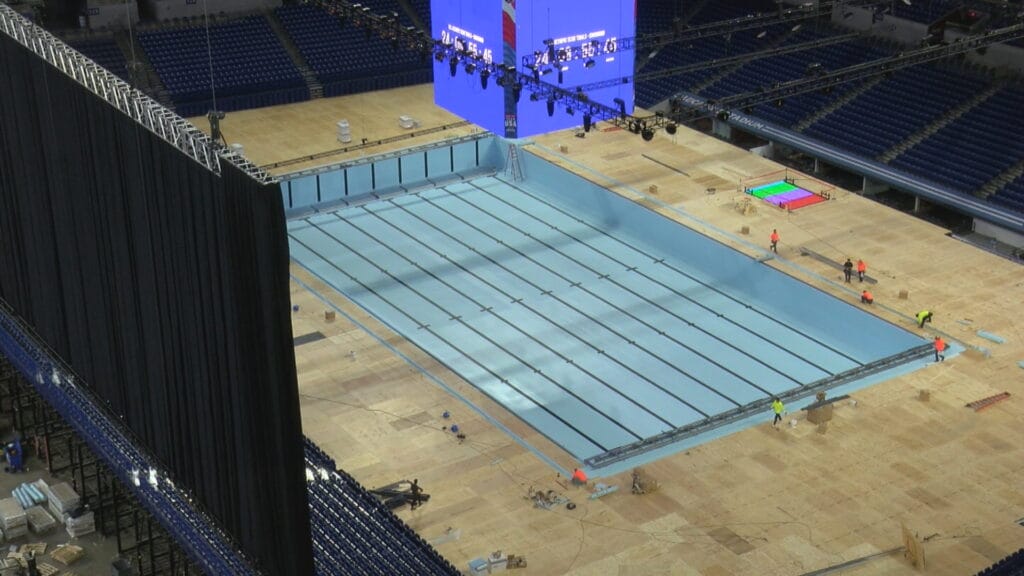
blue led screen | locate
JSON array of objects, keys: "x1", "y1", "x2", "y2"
[{"x1": 431, "y1": 0, "x2": 635, "y2": 138}]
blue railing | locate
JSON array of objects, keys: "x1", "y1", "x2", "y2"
[{"x1": 0, "y1": 300, "x2": 259, "y2": 575}]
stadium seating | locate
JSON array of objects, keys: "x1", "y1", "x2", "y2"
[
  {"x1": 408, "y1": 0, "x2": 431, "y2": 31},
  {"x1": 635, "y1": 0, "x2": 1024, "y2": 216},
  {"x1": 974, "y1": 547, "x2": 1024, "y2": 576},
  {"x1": 989, "y1": 173, "x2": 1024, "y2": 214},
  {"x1": 636, "y1": 0, "x2": 786, "y2": 106},
  {"x1": 72, "y1": 38, "x2": 129, "y2": 80},
  {"x1": 803, "y1": 63, "x2": 987, "y2": 159},
  {"x1": 889, "y1": 82, "x2": 1024, "y2": 194},
  {"x1": 139, "y1": 16, "x2": 307, "y2": 116},
  {"x1": 275, "y1": 4, "x2": 431, "y2": 98},
  {"x1": 890, "y1": 0, "x2": 959, "y2": 23},
  {"x1": 304, "y1": 438, "x2": 460, "y2": 576}
]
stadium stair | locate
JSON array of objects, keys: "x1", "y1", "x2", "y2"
[
  {"x1": 678, "y1": 0, "x2": 713, "y2": 27},
  {"x1": 265, "y1": 11, "x2": 324, "y2": 99},
  {"x1": 692, "y1": 24, "x2": 803, "y2": 95},
  {"x1": 396, "y1": 0, "x2": 426, "y2": 32},
  {"x1": 878, "y1": 81, "x2": 1004, "y2": 162},
  {"x1": 978, "y1": 159, "x2": 1024, "y2": 199},
  {"x1": 793, "y1": 75, "x2": 885, "y2": 131},
  {"x1": 114, "y1": 30, "x2": 173, "y2": 107}
]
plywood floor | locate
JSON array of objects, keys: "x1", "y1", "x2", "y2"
[{"x1": 228, "y1": 86, "x2": 1024, "y2": 575}]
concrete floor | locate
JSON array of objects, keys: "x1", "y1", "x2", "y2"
[{"x1": 0, "y1": 437, "x2": 123, "y2": 576}]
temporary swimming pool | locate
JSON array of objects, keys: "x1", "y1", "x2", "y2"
[{"x1": 287, "y1": 149, "x2": 930, "y2": 472}]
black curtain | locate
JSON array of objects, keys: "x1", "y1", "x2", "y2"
[{"x1": 0, "y1": 33, "x2": 312, "y2": 576}]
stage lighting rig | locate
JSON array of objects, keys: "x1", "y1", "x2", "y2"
[
  {"x1": 613, "y1": 97, "x2": 626, "y2": 119},
  {"x1": 207, "y1": 110, "x2": 227, "y2": 146}
]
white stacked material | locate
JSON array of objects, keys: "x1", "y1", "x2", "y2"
[
  {"x1": 43, "y1": 482, "x2": 79, "y2": 521},
  {"x1": 336, "y1": 119, "x2": 351, "y2": 143},
  {"x1": 25, "y1": 506, "x2": 56, "y2": 534},
  {"x1": 65, "y1": 511, "x2": 95, "y2": 538},
  {"x1": 0, "y1": 498, "x2": 26, "y2": 539}
]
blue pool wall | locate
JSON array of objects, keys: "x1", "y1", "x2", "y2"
[
  {"x1": 278, "y1": 136, "x2": 504, "y2": 212},
  {"x1": 515, "y1": 149, "x2": 927, "y2": 362}
]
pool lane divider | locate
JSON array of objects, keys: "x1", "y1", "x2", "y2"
[{"x1": 289, "y1": 268, "x2": 572, "y2": 478}]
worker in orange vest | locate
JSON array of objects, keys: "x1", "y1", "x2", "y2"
[
  {"x1": 933, "y1": 336, "x2": 946, "y2": 362},
  {"x1": 769, "y1": 229, "x2": 779, "y2": 253},
  {"x1": 860, "y1": 290, "x2": 873, "y2": 305},
  {"x1": 571, "y1": 468, "x2": 588, "y2": 486},
  {"x1": 856, "y1": 259, "x2": 867, "y2": 282}
]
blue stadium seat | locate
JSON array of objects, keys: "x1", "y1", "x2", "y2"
[
  {"x1": 72, "y1": 38, "x2": 129, "y2": 80},
  {"x1": 139, "y1": 16, "x2": 308, "y2": 113},
  {"x1": 303, "y1": 438, "x2": 460, "y2": 575},
  {"x1": 275, "y1": 4, "x2": 431, "y2": 97}
]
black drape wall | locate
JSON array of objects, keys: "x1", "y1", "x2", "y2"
[{"x1": 0, "y1": 34, "x2": 312, "y2": 575}]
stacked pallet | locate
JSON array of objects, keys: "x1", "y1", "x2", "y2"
[
  {"x1": 25, "y1": 506, "x2": 56, "y2": 534},
  {"x1": 65, "y1": 511, "x2": 95, "y2": 538},
  {"x1": 0, "y1": 498, "x2": 27, "y2": 540},
  {"x1": 41, "y1": 482, "x2": 80, "y2": 522}
]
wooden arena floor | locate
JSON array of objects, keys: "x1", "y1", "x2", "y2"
[{"x1": 208, "y1": 85, "x2": 1024, "y2": 575}]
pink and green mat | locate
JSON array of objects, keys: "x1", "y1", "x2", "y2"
[{"x1": 748, "y1": 180, "x2": 826, "y2": 210}]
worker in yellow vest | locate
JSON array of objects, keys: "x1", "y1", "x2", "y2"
[
  {"x1": 917, "y1": 310, "x2": 933, "y2": 328},
  {"x1": 771, "y1": 398, "x2": 785, "y2": 428}
]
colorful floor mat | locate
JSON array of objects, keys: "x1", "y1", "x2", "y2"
[{"x1": 748, "y1": 181, "x2": 826, "y2": 210}]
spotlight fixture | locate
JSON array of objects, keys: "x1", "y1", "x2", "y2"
[
  {"x1": 613, "y1": 97, "x2": 626, "y2": 119},
  {"x1": 557, "y1": 48, "x2": 568, "y2": 62},
  {"x1": 583, "y1": 113, "x2": 592, "y2": 132},
  {"x1": 641, "y1": 128, "x2": 655, "y2": 141},
  {"x1": 540, "y1": 68, "x2": 553, "y2": 76},
  {"x1": 565, "y1": 105, "x2": 574, "y2": 116},
  {"x1": 548, "y1": 44, "x2": 556, "y2": 63},
  {"x1": 547, "y1": 97, "x2": 555, "y2": 117},
  {"x1": 665, "y1": 123, "x2": 677, "y2": 135},
  {"x1": 449, "y1": 57, "x2": 458, "y2": 77},
  {"x1": 480, "y1": 68, "x2": 490, "y2": 89},
  {"x1": 529, "y1": 92, "x2": 540, "y2": 102},
  {"x1": 464, "y1": 62, "x2": 476, "y2": 75},
  {"x1": 629, "y1": 120, "x2": 641, "y2": 134},
  {"x1": 584, "y1": 59, "x2": 595, "y2": 69},
  {"x1": 716, "y1": 110, "x2": 730, "y2": 121}
]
